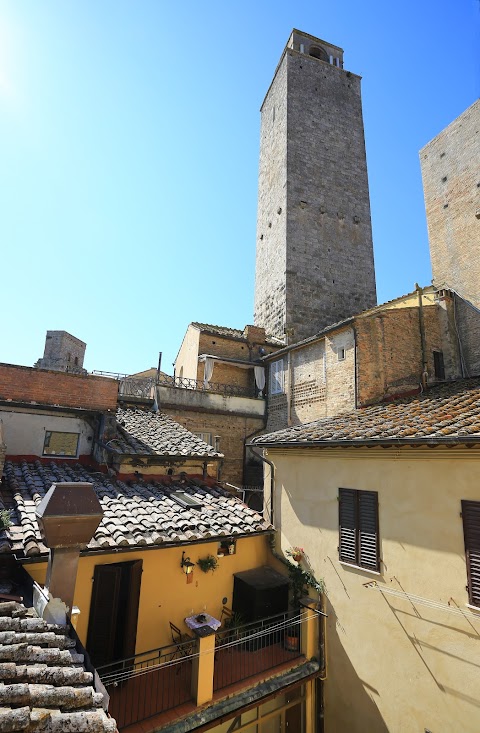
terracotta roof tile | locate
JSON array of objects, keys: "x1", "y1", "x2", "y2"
[
  {"x1": 0, "y1": 461, "x2": 273, "y2": 557},
  {"x1": 253, "y1": 378, "x2": 480, "y2": 447},
  {"x1": 109, "y1": 407, "x2": 223, "y2": 459},
  {"x1": 191, "y1": 322, "x2": 284, "y2": 346}
]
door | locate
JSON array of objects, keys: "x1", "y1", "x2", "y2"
[{"x1": 86, "y1": 559, "x2": 142, "y2": 667}]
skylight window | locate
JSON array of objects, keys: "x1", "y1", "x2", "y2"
[{"x1": 170, "y1": 491, "x2": 203, "y2": 510}]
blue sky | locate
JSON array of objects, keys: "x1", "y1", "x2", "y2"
[{"x1": 1, "y1": 1, "x2": 479, "y2": 375}]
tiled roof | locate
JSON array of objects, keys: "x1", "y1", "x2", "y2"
[
  {"x1": 0, "y1": 600, "x2": 115, "y2": 732},
  {"x1": 0, "y1": 461, "x2": 272, "y2": 558},
  {"x1": 252, "y1": 378, "x2": 480, "y2": 446},
  {"x1": 111, "y1": 407, "x2": 223, "y2": 458},
  {"x1": 191, "y1": 323, "x2": 284, "y2": 346}
]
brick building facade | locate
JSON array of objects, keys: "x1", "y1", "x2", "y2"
[
  {"x1": 263, "y1": 287, "x2": 480, "y2": 433},
  {"x1": 254, "y1": 29, "x2": 377, "y2": 344}
]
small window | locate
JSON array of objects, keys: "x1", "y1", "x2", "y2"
[
  {"x1": 43, "y1": 431, "x2": 80, "y2": 457},
  {"x1": 270, "y1": 359, "x2": 285, "y2": 395},
  {"x1": 339, "y1": 488, "x2": 380, "y2": 572},
  {"x1": 74, "y1": 356, "x2": 79, "y2": 366},
  {"x1": 337, "y1": 347, "x2": 346, "y2": 361},
  {"x1": 433, "y1": 351, "x2": 445, "y2": 380},
  {"x1": 195, "y1": 432, "x2": 212, "y2": 446},
  {"x1": 462, "y1": 500, "x2": 480, "y2": 607},
  {"x1": 170, "y1": 491, "x2": 203, "y2": 510}
]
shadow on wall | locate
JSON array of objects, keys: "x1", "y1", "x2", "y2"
[{"x1": 324, "y1": 595, "x2": 389, "y2": 733}]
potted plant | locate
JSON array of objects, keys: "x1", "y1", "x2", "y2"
[
  {"x1": 197, "y1": 554, "x2": 219, "y2": 573},
  {"x1": 285, "y1": 546, "x2": 304, "y2": 563}
]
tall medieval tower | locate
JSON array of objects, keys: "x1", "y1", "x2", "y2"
[
  {"x1": 420, "y1": 99, "x2": 480, "y2": 308},
  {"x1": 254, "y1": 30, "x2": 377, "y2": 343}
]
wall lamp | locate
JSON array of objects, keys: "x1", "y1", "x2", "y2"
[{"x1": 181, "y1": 551, "x2": 195, "y2": 583}]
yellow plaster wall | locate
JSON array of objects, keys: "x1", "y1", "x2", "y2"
[
  {"x1": 25, "y1": 534, "x2": 271, "y2": 655},
  {"x1": 175, "y1": 325, "x2": 200, "y2": 381},
  {"x1": 267, "y1": 446, "x2": 480, "y2": 733}
]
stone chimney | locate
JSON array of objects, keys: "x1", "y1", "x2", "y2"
[
  {"x1": 243, "y1": 325, "x2": 266, "y2": 344},
  {"x1": 35, "y1": 482, "x2": 103, "y2": 623}
]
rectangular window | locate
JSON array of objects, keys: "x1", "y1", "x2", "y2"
[
  {"x1": 462, "y1": 500, "x2": 480, "y2": 607},
  {"x1": 433, "y1": 350, "x2": 445, "y2": 380},
  {"x1": 270, "y1": 359, "x2": 285, "y2": 395},
  {"x1": 339, "y1": 488, "x2": 380, "y2": 571},
  {"x1": 337, "y1": 347, "x2": 346, "y2": 361},
  {"x1": 43, "y1": 431, "x2": 80, "y2": 457},
  {"x1": 195, "y1": 432, "x2": 212, "y2": 445}
]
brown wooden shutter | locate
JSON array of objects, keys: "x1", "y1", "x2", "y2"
[
  {"x1": 123, "y1": 560, "x2": 142, "y2": 660},
  {"x1": 339, "y1": 488, "x2": 358, "y2": 564},
  {"x1": 358, "y1": 491, "x2": 379, "y2": 571},
  {"x1": 462, "y1": 500, "x2": 480, "y2": 607},
  {"x1": 87, "y1": 564, "x2": 122, "y2": 667}
]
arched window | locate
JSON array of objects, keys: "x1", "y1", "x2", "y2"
[{"x1": 309, "y1": 46, "x2": 329, "y2": 63}]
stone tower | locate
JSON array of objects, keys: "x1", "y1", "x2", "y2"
[
  {"x1": 254, "y1": 30, "x2": 377, "y2": 343},
  {"x1": 35, "y1": 331, "x2": 87, "y2": 374},
  {"x1": 420, "y1": 98, "x2": 480, "y2": 308}
]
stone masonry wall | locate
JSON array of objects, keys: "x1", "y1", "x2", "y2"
[
  {"x1": 255, "y1": 34, "x2": 376, "y2": 344},
  {"x1": 454, "y1": 296, "x2": 480, "y2": 377},
  {"x1": 324, "y1": 329, "x2": 356, "y2": 415},
  {"x1": 162, "y1": 407, "x2": 263, "y2": 485},
  {"x1": 420, "y1": 99, "x2": 480, "y2": 307},
  {"x1": 35, "y1": 331, "x2": 87, "y2": 373},
  {"x1": 265, "y1": 326, "x2": 355, "y2": 432},
  {"x1": 285, "y1": 50, "x2": 377, "y2": 342},
  {"x1": 0, "y1": 363, "x2": 118, "y2": 412},
  {"x1": 254, "y1": 50, "x2": 288, "y2": 340},
  {"x1": 355, "y1": 306, "x2": 455, "y2": 406}
]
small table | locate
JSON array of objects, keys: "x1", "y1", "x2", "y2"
[{"x1": 185, "y1": 613, "x2": 221, "y2": 637}]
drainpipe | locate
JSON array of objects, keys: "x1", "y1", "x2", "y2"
[
  {"x1": 35, "y1": 482, "x2": 103, "y2": 623},
  {"x1": 416, "y1": 283, "x2": 428, "y2": 390}
]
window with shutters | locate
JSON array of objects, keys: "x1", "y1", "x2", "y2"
[
  {"x1": 461, "y1": 500, "x2": 480, "y2": 607},
  {"x1": 270, "y1": 359, "x2": 285, "y2": 395},
  {"x1": 338, "y1": 488, "x2": 380, "y2": 572}
]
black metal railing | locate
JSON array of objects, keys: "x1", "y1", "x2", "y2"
[
  {"x1": 213, "y1": 611, "x2": 303, "y2": 692},
  {"x1": 118, "y1": 377, "x2": 156, "y2": 400},
  {"x1": 158, "y1": 374, "x2": 260, "y2": 399},
  {"x1": 97, "y1": 638, "x2": 193, "y2": 729}
]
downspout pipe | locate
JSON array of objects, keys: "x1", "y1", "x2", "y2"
[
  {"x1": 416, "y1": 283, "x2": 428, "y2": 390},
  {"x1": 248, "y1": 445, "x2": 275, "y2": 527}
]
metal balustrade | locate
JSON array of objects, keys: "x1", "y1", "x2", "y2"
[
  {"x1": 96, "y1": 612, "x2": 304, "y2": 729},
  {"x1": 97, "y1": 638, "x2": 193, "y2": 729},
  {"x1": 158, "y1": 374, "x2": 260, "y2": 399},
  {"x1": 213, "y1": 611, "x2": 304, "y2": 692}
]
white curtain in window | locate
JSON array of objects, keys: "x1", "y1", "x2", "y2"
[
  {"x1": 203, "y1": 357, "x2": 214, "y2": 388},
  {"x1": 270, "y1": 359, "x2": 284, "y2": 394},
  {"x1": 254, "y1": 366, "x2": 266, "y2": 396}
]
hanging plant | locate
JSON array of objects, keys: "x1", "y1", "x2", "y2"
[
  {"x1": 197, "y1": 554, "x2": 219, "y2": 573},
  {"x1": 285, "y1": 546, "x2": 304, "y2": 562}
]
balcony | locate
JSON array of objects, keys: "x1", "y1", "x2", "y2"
[
  {"x1": 97, "y1": 608, "x2": 317, "y2": 731},
  {"x1": 158, "y1": 375, "x2": 261, "y2": 400}
]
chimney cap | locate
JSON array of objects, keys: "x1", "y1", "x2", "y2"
[{"x1": 36, "y1": 482, "x2": 103, "y2": 549}]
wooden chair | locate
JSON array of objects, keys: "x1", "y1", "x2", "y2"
[
  {"x1": 219, "y1": 605, "x2": 233, "y2": 626},
  {"x1": 169, "y1": 622, "x2": 194, "y2": 662}
]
